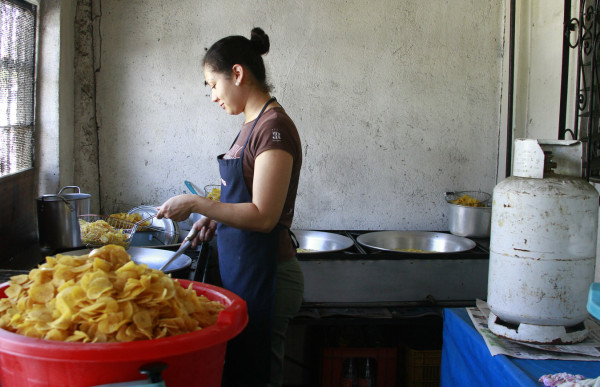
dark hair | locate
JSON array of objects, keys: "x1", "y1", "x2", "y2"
[{"x1": 203, "y1": 28, "x2": 272, "y2": 92}]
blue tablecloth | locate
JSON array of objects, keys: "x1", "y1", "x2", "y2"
[{"x1": 441, "y1": 308, "x2": 600, "y2": 387}]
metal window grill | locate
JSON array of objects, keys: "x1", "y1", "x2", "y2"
[
  {"x1": 0, "y1": 0, "x2": 36, "y2": 177},
  {"x1": 560, "y1": 0, "x2": 600, "y2": 182}
]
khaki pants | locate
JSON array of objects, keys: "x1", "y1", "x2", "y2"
[{"x1": 270, "y1": 257, "x2": 304, "y2": 387}]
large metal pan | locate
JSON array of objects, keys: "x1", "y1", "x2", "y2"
[
  {"x1": 357, "y1": 231, "x2": 476, "y2": 253},
  {"x1": 292, "y1": 230, "x2": 354, "y2": 253},
  {"x1": 66, "y1": 247, "x2": 192, "y2": 273}
]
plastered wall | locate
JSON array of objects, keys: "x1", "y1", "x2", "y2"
[{"x1": 89, "y1": 0, "x2": 505, "y2": 230}]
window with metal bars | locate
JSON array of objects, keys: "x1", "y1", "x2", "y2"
[
  {"x1": 0, "y1": 0, "x2": 36, "y2": 177},
  {"x1": 557, "y1": 0, "x2": 600, "y2": 182}
]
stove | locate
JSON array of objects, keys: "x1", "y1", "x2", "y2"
[
  {"x1": 1, "y1": 231, "x2": 488, "y2": 309},
  {"x1": 297, "y1": 230, "x2": 489, "y2": 307}
]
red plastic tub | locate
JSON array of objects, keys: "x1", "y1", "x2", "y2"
[{"x1": 0, "y1": 279, "x2": 247, "y2": 387}]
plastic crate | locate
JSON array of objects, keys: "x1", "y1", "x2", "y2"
[
  {"x1": 404, "y1": 345, "x2": 441, "y2": 387},
  {"x1": 320, "y1": 347, "x2": 397, "y2": 387}
]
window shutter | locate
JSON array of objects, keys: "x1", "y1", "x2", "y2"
[{"x1": 0, "y1": 0, "x2": 37, "y2": 177}]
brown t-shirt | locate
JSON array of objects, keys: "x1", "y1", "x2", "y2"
[{"x1": 223, "y1": 107, "x2": 302, "y2": 261}]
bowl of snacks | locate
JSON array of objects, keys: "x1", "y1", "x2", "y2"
[
  {"x1": 444, "y1": 191, "x2": 492, "y2": 238},
  {"x1": 0, "y1": 245, "x2": 247, "y2": 387},
  {"x1": 78, "y1": 214, "x2": 138, "y2": 249}
]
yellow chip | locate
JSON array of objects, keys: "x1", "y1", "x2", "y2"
[
  {"x1": 56, "y1": 285, "x2": 86, "y2": 315},
  {"x1": 45, "y1": 328, "x2": 68, "y2": 341},
  {"x1": 10, "y1": 274, "x2": 29, "y2": 285},
  {"x1": 85, "y1": 276, "x2": 113, "y2": 300},
  {"x1": 66, "y1": 330, "x2": 89, "y2": 342},
  {"x1": 97, "y1": 312, "x2": 126, "y2": 334},
  {"x1": 53, "y1": 265, "x2": 79, "y2": 283},
  {"x1": 27, "y1": 307, "x2": 53, "y2": 323},
  {"x1": 4, "y1": 283, "x2": 23, "y2": 300},
  {"x1": 29, "y1": 282, "x2": 55, "y2": 304},
  {"x1": 50, "y1": 310, "x2": 72, "y2": 330},
  {"x1": 119, "y1": 300, "x2": 134, "y2": 320},
  {"x1": 92, "y1": 258, "x2": 112, "y2": 272},
  {"x1": 133, "y1": 309, "x2": 153, "y2": 329},
  {"x1": 29, "y1": 268, "x2": 53, "y2": 284}
]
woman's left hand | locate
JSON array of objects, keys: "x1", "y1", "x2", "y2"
[{"x1": 156, "y1": 194, "x2": 196, "y2": 222}]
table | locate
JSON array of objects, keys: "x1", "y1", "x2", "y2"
[{"x1": 441, "y1": 308, "x2": 600, "y2": 387}]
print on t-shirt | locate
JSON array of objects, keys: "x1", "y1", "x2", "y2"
[{"x1": 272, "y1": 128, "x2": 282, "y2": 142}]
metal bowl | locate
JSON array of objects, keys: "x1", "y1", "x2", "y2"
[
  {"x1": 292, "y1": 230, "x2": 354, "y2": 253},
  {"x1": 125, "y1": 247, "x2": 192, "y2": 273},
  {"x1": 356, "y1": 231, "x2": 476, "y2": 253},
  {"x1": 67, "y1": 247, "x2": 192, "y2": 274}
]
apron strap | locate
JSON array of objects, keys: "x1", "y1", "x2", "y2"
[
  {"x1": 288, "y1": 229, "x2": 299, "y2": 249},
  {"x1": 240, "y1": 97, "x2": 277, "y2": 158}
]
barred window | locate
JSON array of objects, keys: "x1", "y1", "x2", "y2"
[{"x1": 0, "y1": 0, "x2": 36, "y2": 177}]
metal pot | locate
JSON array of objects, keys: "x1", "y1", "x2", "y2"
[
  {"x1": 444, "y1": 191, "x2": 492, "y2": 238},
  {"x1": 36, "y1": 186, "x2": 91, "y2": 249}
]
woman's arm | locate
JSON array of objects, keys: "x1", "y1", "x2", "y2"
[{"x1": 157, "y1": 149, "x2": 293, "y2": 233}]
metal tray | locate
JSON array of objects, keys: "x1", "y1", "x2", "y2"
[
  {"x1": 292, "y1": 230, "x2": 354, "y2": 253},
  {"x1": 66, "y1": 247, "x2": 192, "y2": 273},
  {"x1": 356, "y1": 231, "x2": 476, "y2": 253}
]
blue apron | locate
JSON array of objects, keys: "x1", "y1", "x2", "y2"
[{"x1": 218, "y1": 98, "x2": 278, "y2": 386}]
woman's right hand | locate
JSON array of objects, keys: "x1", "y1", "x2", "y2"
[
  {"x1": 189, "y1": 217, "x2": 217, "y2": 247},
  {"x1": 157, "y1": 194, "x2": 197, "y2": 222}
]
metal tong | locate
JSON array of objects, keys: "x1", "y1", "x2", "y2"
[
  {"x1": 159, "y1": 227, "x2": 199, "y2": 271},
  {"x1": 134, "y1": 214, "x2": 156, "y2": 230}
]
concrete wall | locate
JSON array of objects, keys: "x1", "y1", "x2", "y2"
[
  {"x1": 36, "y1": 0, "x2": 76, "y2": 197},
  {"x1": 89, "y1": 0, "x2": 505, "y2": 231}
]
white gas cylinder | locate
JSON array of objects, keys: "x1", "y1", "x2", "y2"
[{"x1": 487, "y1": 139, "x2": 599, "y2": 344}]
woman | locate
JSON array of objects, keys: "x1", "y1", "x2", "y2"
[{"x1": 156, "y1": 27, "x2": 304, "y2": 387}]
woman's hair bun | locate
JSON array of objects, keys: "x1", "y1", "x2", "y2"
[{"x1": 250, "y1": 27, "x2": 270, "y2": 55}]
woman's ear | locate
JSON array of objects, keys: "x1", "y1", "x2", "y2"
[{"x1": 232, "y1": 64, "x2": 244, "y2": 86}]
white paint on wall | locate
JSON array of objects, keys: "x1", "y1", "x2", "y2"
[
  {"x1": 36, "y1": 0, "x2": 61, "y2": 196},
  {"x1": 524, "y1": 1, "x2": 563, "y2": 140},
  {"x1": 58, "y1": 0, "x2": 76, "y2": 189},
  {"x1": 36, "y1": 0, "x2": 75, "y2": 197}
]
